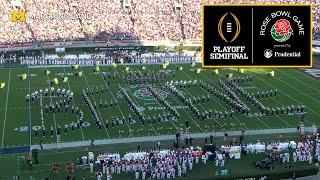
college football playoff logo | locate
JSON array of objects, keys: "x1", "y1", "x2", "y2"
[
  {"x1": 218, "y1": 13, "x2": 241, "y2": 43},
  {"x1": 270, "y1": 19, "x2": 293, "y2": 42}
]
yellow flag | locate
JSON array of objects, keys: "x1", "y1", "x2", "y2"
[
  {"x1": 72, "y1": 64, "x2": 79, "y2": 70},
  {"x1": 112, "y1": 62, "x2": 117, "y2": 68},
  {"x1": 53, "y1": 78, "x2": 59, "y2": 85},
  {"x1": 125, "y1": 67, "x2": 130, "y2": 72},
  {"x1": 141, "y1": 66, "x2": 146, "y2": 70},
  {"x1": 119, "y1": 58, "x2": 124, "y2": 64},
  {"x1": 214, "y1": 69, "x2": 219, "y2": 74},
  {"x1": 19, "y1": 74, "x2": 27, "y2": 80},
  {"x1": 63, "y1": 77, "x2": 68, "y2": 83},
  {"x1": 0, "y1": 83, "x2": 5, "y2": 89},
  {"x1": 270, "y1": 70, "x2": 275, "y2": 77},
  {"x1": 240, "y1": 69, "x2": 245, "y2": 74},
  {"x1": 162, "y1": 63, "x2": 167, "y2": 69},
  {"x1": 94, "y1": 66, "x2": 100, "y2": 72},
  {"x1": 228, "y1": 73, "x2": 233, "y2": 79},
  {"x1": 191, "y1": 62, "x2": 196, "y2": 67},
  {"x1": 179, "y1": 67, "x2": 183, "y2": 71},
  {"x1": 75, "y1": 71, "x2": 83, "y2": 77},
  {"x1": 45, "y1": 70, "x2": 50, "y2": 75},
  {"x1": 196, "y1": 68, "x2": 201, "y2": 74}
]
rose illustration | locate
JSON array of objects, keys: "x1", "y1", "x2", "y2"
[
  {"x1": 274, "y1": 19, "x2": 291, "y2": 35},
  {"x1": 271, "y1": 19, "x2": 293, "y2": 42}
]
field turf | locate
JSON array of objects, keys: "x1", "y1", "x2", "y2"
[{"x1": 0, "y1": 61, "x2": 320, "y2": 148}]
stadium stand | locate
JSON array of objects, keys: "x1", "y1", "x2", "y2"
[{"x1": 0, "y1": 0, "x2": 319, "y2": 45}]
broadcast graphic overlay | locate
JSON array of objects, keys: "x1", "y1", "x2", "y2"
[{"x1": 202, "y1": 5, "x2": 312, "y2": 68}]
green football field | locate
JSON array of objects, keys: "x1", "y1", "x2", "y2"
[{"x1": 0, "y1": 60, "x2": 320, "y2": 148}]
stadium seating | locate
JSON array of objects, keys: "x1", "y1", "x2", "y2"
[{"x1": 0, "y1": 0, "x2": 319, "y2": 44}]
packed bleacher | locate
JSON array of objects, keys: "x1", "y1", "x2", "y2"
[{"x1": 0, "y1": 0, "x2": 319, "y2": 45}]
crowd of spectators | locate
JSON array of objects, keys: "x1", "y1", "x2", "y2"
[{"x1": 0, "y1": 0, "x2": 319, "y2": 44}]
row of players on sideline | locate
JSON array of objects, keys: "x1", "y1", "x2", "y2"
[{"x1": 75, "y1": 133, "x2": 320, "y2": 180}]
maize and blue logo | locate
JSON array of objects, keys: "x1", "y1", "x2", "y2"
[{"x1": 11, "y1": 10, "x2": 26, "y2": 22}]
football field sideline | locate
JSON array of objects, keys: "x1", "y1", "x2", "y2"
[{"x1": 30, "y1": 127, "x2": 314, "y2": 150}]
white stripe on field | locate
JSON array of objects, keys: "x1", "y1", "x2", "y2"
[
  {"x1": 28, "y1": 67, "x2": 32, "y2": 147},
  {"x1": 1, "y1": 68, "x2": 12, "y2": 147},
  {"x1": 62, "y1": 67, "x2": 85, "y2": 141}
]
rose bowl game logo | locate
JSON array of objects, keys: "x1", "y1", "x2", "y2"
[
  {"x1": 203, "y1": 5, "x2": 311, "y2": 67},
  {"x1": 134, "y1": 87, "x2": 168, "y2": 101},
  {"x1": 271, "y1": 19, "x2": 293, "y2": 42}
]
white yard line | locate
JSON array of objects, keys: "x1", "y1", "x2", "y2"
[
  {"x1": 277, "y1": 70, "x2": 320, "y2": 94},
  {"x1": 143, "y1": 66, "x2": 203, "y2": 132},
  {"x1": 112, "y1": 66, "x2": 158, "y2": 135},
  {"x1": 82, "y1": 71, "x2": 110, "y2": 139},
  {"x1": 27, "y1": 67, "x2": 32, "y2": 146},
  {"x1": 1, "y1": 68, "x2": 12, "y2": 147},
  {"x1": 45, "y1": 66, "x2": 58, "y2": 145},
  {"x1": 146, "y1": 86, "x2": 179, "y2": 130},
  {"x1": 255, "y1": 69, "x2": 320, "y2": 119},
  {"x1": 250, "y1": 70, "x2": 315, "y2": 127},
  {"x1": 266, "y1": 70, "x2": 320, "y2": 105},
  {"x1": 176, "y1": 64, "x2": 250, "y2": 129},
  {"x1": 199, "y1": 69, "x2": 271, "y2": 129},
  {"x1": 62, "y1": 67, "x2": 85, "y2": 141},
  {"x1": 97, "y1": 70, "x2": 136, "y2": 136},
  {"x1": 247, "y1": 82, "x2": 293, "y2": 128},
  {"x1": 122, "y1": 84, "x2": 159, "y2": 136},
  {"x1": 181, "y1": 86, "x2": 222, "y2": 127}
]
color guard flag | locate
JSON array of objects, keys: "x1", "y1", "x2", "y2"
[
  {"x1": 125, "y1": 67, "x2": 130, "y2": 72},
  {"x1": 0, "y1": 83, "x2": 5, "y2": 89},
  {"x1": 228, "y1": 73, "x2": 233, "y2": 79},
  {"x1": 112, "y1": 62, "x2": 117, "y2": 68},
  {"x1": 45, "y1": 69, "x2": 50, "y2": 75},
  {"x1": 141, "y1": 66, "x2": 146, "y2": 70},
  {"x1": 191, "y1": 62, "x2": 196, "y2": 67},
  {"x1": 72, "y1": 64, "x2": 79, "y2": 70},
  {"x1": 270, "y1": 70, "x2": 275, "y2": 77},
  {"x1": 75, "y1": 71, "x2": 83, "y2": 77},
  {"x1": 214, "y1": 69, "x2": 219, "y2": 74},
  {"x1": 196, "y1": 68, "x2": 201, "y2": 74},
  {"x1": 94, "y1": 66, "x2": 100, "y2": 72},
  {"x1": 119, "y1": 58, "x2": 124, "y2": 64},
  {"x1": 19, "y1": 74, "x2": 27, "y2": 80},
  {"x1": 52, "y1": 78, "x2": 59, "y2": 85},
  {"x1": 162, "y1": 63, "x2": 167, "y2": 69},
  {"x1": 179, "y1": 67, "x2": 183, "y2": 71},
  {"x1": 63, "y1": 77, "x2": 68, "y2": 83},
  {"x1": 240, "y1": 69, "x2": 245, "y2": 74}
]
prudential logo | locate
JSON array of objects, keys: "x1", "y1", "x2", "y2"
[{"x1": 264, "y1": 49, "x2": 273, "y2": 58}]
